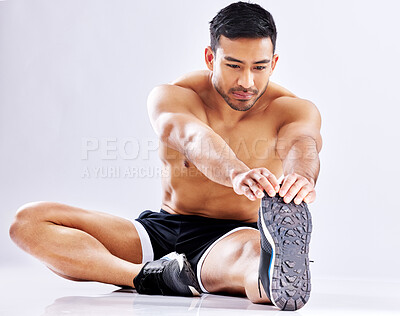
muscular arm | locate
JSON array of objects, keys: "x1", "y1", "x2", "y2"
[
  {"x1": 275, "y1": 98, "x2": 322, "y2": 204},
  {"x1": 148, "y1": 85, "x2": 249, "y2": 186},
  {"x1": 147, "y1": 84, "x2": 279, "y2": 200},
  {"x1": 280, "y1": 136, "x2": 320, "y2": 185}
]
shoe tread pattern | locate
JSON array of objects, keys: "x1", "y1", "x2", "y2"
[{"x1": 261, "y1": 195, "x2": 312, "y2": 311}]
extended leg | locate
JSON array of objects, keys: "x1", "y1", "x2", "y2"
[
  {"x1": 9, "y1": 201, "x2": 144, "y2": 287},
  {"x1": 200, "y1": 229, "x2": 271, "y2": 304},
  {"x1": 200, "y1": 195, "x2": 312, "y2": 311}
]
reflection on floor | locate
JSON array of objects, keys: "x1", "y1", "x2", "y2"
[{"x1": 1, "y1": 264, "x2": 399, "y2": 315}]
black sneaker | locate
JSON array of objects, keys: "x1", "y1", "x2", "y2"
[
  {"x1": 133, "y1": 252, "x2": 202, "y2": 297},
  {"x1": 258, "y1": 194, "x2": 312, "y2": 311}
]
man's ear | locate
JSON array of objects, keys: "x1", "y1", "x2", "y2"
[
  {"x1": 270, "y1": 54, "x2": 279, "y2": 75},
  {"x1": 205, "y1": 46, "x2": 214, "y2": 71}
]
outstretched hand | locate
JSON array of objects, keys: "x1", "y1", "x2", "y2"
[
  {"x1": 278, "y1": 173, "x2": 316, "y2": 204},
  {"x1": 232, "y1": 169, "x2": 316, "y2": 204},
  {"x1": 231, "y1": 168, "x2": 280, "y2": 201}
]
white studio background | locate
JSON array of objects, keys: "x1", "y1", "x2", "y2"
[{"x1": 1, "y1": 0, "x2": 399, "y2": 284}]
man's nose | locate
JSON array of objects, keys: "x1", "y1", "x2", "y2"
[{"x1": 237, "y1": 69, "x2": 254, "y2": 89}]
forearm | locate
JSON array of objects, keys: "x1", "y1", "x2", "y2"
[
  {"x1": 161, "y1": 118, "x2": 280, "y2": 200},
  {"x1": 156, "y1": 111, "x2": 250, "y2": 187},
  {"x1": 182, "y1": 129, "x2": 250, "y2": 187},
  {"x1": 281, "y1": 136, "x2": 320, "y2": 186}
]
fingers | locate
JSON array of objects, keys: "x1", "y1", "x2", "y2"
[
  {"x1": 278, "y1": 174, "x2": 297, "y2": 198},
  {"x1": 233, "y1": 178, "x2": 260, "y2": 201},
  {"x1": 304, "y1": 190, "x2": 316, "y2": 203},
  {"x1": 279, "y1": 174, "x2": 315, "y2": 204},
  {"x1": 252, "y1": 171, "x2": 276, "y2": 197},
  {"x1": 294, "y1": 186, "x2": 310, "y2": 204},
  {"x1": 232, "y1": 168, "x2": 279, "y2": 201},
  {"x1": 242, "y1": 186, "x2": 256, "y2": 201},
  {"x1": 245, "y1": 179, "x2": 264, "y2": 200},
  {"x1": 259, "y1": 169, "x2": 280, "y2": 192},
  {"x1": 282, "y1": 177, "x2": 308, "y2": 204},
  {"x1": 233, "y1": 169, "x2": 317, "y2": 204}
]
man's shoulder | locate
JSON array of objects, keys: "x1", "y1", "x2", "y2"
[
  {"x1": 149, "y1": 70, "x2": 209, "y2": 103},
  {"x1": 170, "y1": 70, "x2": 211, "y2": 91},
  {"x1": 147, "y1": 71, "x2": 209, "y2": 120},
  {"x1": 261, "y1": 84, "x2": 320, "y2": 132},
  {"x1": 267, "y1": 85, "x2": 319, "y2": 123},
  {"x1": 270, "y1": 95, "x2": 317, "y2": 114}
]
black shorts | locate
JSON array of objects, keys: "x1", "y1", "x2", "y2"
[{"x1": 133, "y1": 209, "x2": 258, "y2": 292}]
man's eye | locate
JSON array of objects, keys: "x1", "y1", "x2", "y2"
[
  {"x1": 255, "y1": 66, "x2": 266, "y2": 70},
  {"x1": 227, "y1": 64, "x2": 240, "y2": 69}
]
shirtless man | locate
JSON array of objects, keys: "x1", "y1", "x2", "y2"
[{"x1": 9, "y1": 2, "x2": 322, "y2": 311}]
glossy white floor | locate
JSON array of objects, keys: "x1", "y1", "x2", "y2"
[{"x1": 1, "y1": 263, "x2": 399, "y2": 316}]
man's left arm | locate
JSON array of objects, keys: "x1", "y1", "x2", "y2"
[{"x1": 275, "y1": 98, "x2": 322, "y2": 204}]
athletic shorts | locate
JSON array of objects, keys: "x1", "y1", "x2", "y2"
[{"x1": 133, "y1": 209, "x2": 258, "y2": 292}]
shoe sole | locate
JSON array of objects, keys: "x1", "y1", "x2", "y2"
[{"x1": 259, "y1": 195, "x2": 312, "y2": 311}]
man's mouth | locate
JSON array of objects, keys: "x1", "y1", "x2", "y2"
[{"x1": 231, "y1": 91, "x2": 255, "y2": 100}]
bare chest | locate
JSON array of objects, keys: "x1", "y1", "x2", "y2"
[{"x1": 207, "y1": 117, "x2": 279, "y2": 168}]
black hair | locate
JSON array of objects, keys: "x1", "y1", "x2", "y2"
[{"x1": 209, "y1": 1, "x2": 277, "y2": 53}]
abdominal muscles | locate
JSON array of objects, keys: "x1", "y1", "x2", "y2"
[{"x1": 160, "y1": 163, "x2": 260, "y2": 222}]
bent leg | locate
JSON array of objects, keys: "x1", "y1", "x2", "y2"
[
  {"x1": 200, "y1": 229, "x2": 270, "y2": 304},
  {"x1": 9, "y1": 201, "x2": 144, "y2": 287}
]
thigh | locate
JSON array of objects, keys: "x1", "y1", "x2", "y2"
[
  {"x1": 200, "y1": 229, "x2": 261, "y2": 294},
  {"x1": 19, "y1": 201, "x2": 143, "y2": 264}
]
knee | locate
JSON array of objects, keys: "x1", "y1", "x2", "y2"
[
  {"x1": 9, "y1": 201, "x2": 56, "y2": 242},
  {"x1": 227, "y1": 238, "x2": 260, "y2": 280},
  {"x1": 239, "y1": 238, "x2": 260, "y2": 262}
]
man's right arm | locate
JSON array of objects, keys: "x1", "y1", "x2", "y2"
[{"x1": 147, "y1": 84, "x2": 279, "y2": 200}]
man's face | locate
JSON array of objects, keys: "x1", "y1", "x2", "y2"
[{"x1": 209, "y1": 36, "x2": 277, "y2": 111}]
